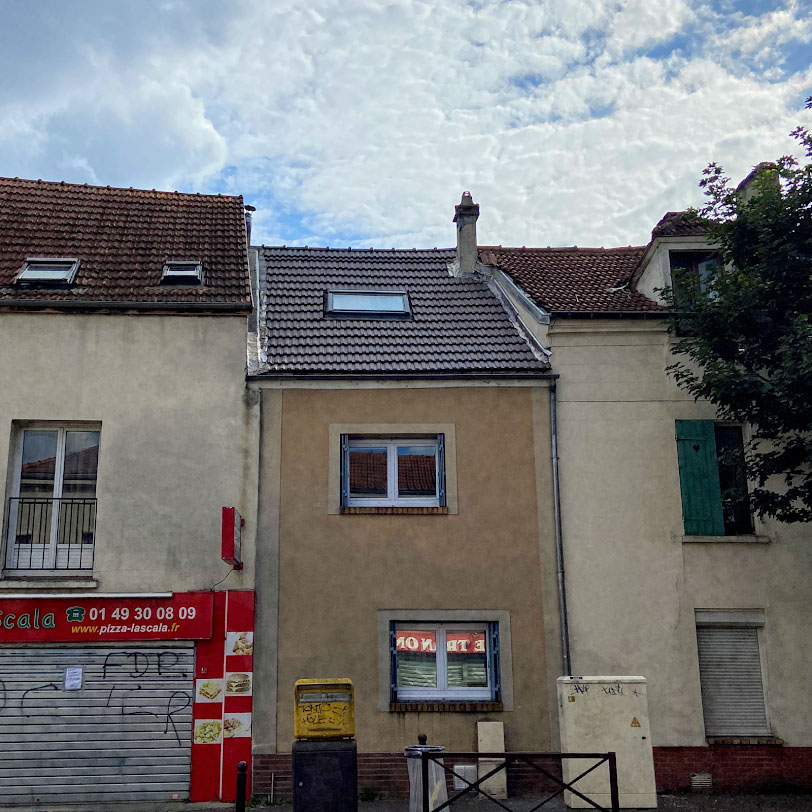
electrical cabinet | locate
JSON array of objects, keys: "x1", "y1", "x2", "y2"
[{"x1": 557, "y1": 676, "x2": 657, "y2": 809}]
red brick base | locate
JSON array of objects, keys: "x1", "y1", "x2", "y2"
[
  {"x1": 253, "y1": 752, "x2": 562, "y2": 800},
  {"x1": 654, "y1": 746, "x2": 812, "y2": 793}
]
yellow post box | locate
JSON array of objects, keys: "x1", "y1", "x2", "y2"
[{"x1": 294, "y1": 678, "x2": 355, "y2": 740}]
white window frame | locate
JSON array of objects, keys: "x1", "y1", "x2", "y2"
[
  {"x1": 393, "y1": 621, "x2": 495, "y2": 702},
  {"x1": 161, "y1": 260, "x2": 203, "y2": 284},
  {"x1": 4, "y1": 423, "x2": 100, "y2": 572},
  {"x1": 14, "y1": 257, "x2": 80, "y2": 285},
  {"x1": 346, "y1": 437, "x2": 440, "y2": 507},
  {"x1": 326, "y1": 289, "x2": 410, "y2": 317}
]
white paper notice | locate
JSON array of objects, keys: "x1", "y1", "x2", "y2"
[{"x1": 65, "y1": 667, "x2": 83, "y2": 691}]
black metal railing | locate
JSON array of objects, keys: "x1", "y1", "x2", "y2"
[
  {"x1": 420, "y1": 751, "x2": 619, "y2": 812},
  {"x1": 4, "y1": 497, "x2": 97, "y2": 570}
]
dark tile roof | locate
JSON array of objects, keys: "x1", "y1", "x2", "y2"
[
  {"x1": 0, "y1": 177, "x2": 251, "y2": 310},
  {"x1": 650, "y1": 210, "x2": 710, "y2": 239},
  {"x1": 480, "y1": 245, "x2": 662, "y2": 314},
  {"x1": 257, "y1": 247, "x2": 549, "y2": 376}
]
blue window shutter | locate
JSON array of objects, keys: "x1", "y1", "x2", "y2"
[
  {"x1": 675, "y1": 420, "x2": 725, "y2": 536},
  {"x1": 489, "y1": 623, "x2": 501, "y2": 702},
  {"x1": 389, "y1": 623, "x2": 398, "y2": 702},
  {"x1": 437, "y1": 433, "x2": 447, "y2": 507},
  {"x1": 340, "y1": 434, "x2": 350, "y2": 507}
]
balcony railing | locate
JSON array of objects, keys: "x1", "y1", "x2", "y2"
[{"x1": 4, "y1": 497, "x2": 97, "y2": 571}]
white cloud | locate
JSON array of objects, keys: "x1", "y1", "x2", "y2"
[{"x1": 0, "y1": 0, "x2": 810, "y2": 249}]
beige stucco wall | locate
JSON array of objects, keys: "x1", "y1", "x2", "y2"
[
  {"x1": 547, "y1": 318, "x2": 812, "y2": 748},
  {"x1": 253, "y1": 384, "x2": 556, "y2": 755},
  {"x1": 0, "y1": 312, "x2": 258, "y2": 593}
]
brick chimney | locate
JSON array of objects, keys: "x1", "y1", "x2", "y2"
[{"x1": 453, "y1": 192, "x2": 479, "y2": 276}]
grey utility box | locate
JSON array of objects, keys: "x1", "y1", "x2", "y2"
[{"x1": 293, "y1": 739, "x2": 357, "y2": 812}]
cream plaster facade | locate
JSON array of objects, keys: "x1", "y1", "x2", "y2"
[
  {"x1": 0, "y1": 312, "x2": 258, "y2": 594},
  {"x1": 503, "y1": 303, "x2": 812, "y2": 749},
  {"x1": 252, "y1": 383, "x2": 560, "y2": 757}
]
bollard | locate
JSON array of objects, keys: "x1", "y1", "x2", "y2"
[{"x1": 235, "y1": 760, "x2": 248, "y2": 812}]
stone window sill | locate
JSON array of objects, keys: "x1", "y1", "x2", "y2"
[
  {"x1": 682, "y1": 535, "x2": 770, "y2": 544},
  {"x1": 0, "y1": 575, "x2": 99, "y2": 591},
  {"x1": 706, "y1": 736, "x2": 783, "y2": 746},
  {"x1": 342, "y1": 506, "x2": 449, "y2": 516},
  {"x1": 390, "y1": 701, "x2": 503, "y2": 713}
]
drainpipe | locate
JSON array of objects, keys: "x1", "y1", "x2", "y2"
[{"x1": 550, "y1": 382, "x2": 572, "y2": 676}]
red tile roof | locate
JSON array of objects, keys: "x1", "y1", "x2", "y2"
[
  {"x1": 651, "y1": 211, "x2": 711, "y2": 239},
  {"x1": 480, "y1": 245, "x2": 662, "y2": 314},
  {"x1": 0, "y1": 177, "x2": 251, "y2": 310}
]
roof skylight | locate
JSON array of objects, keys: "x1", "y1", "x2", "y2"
[
  {"x1": 326, "y1": 290, "x2": 411, "y2": 318},
  {"x1": 15, "y1": 258, "x2": 79, "y2": 286},
  {"x1": 161, "y1": 260, "x2": 203, "y2": 285}
]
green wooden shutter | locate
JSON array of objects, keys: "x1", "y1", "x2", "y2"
[{"x1": 675, "y1": 420, "x2": 725, "y2": 536}]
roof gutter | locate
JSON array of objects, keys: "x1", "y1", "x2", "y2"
[
  {"x1": 247, "y1": 371, "x2": 557, "y2": 383},
  {"x1": 551, "y1": 310, "x2": 665, "y2": 320},
  {"x1": 0, "y1": 299, "x2": 251, "y2": 314}
]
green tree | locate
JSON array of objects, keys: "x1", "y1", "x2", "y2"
[{"x1": 667, "y1": 100, "x2": 812, "y2": 523}]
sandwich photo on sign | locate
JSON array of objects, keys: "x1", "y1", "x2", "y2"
[{"x1": 225, "y1": 672, "x2": 252, "y2": 696}]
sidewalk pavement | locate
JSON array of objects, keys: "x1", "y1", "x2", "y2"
[{"x1": 248, "y1": 794, "x2": 812, "y2": 811}]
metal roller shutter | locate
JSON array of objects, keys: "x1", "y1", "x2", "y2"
[
  {"x1": 0, "y1": 642, "x2": 195, "y2": 804},
  {"x1": 696, "y1": 626, "x2": 770, "y2": 736}
]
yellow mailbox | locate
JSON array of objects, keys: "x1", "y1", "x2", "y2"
[{"x1": 294, "y1": 678, "x2": 355, "y2": 740}]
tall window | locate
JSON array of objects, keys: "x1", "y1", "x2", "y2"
[
  {"x1": 5, "y1": 426, "x2": 100, "y2": 570},
  {"x1": 695, "y1": 611, "x2": 770, "y2": 737},
  {"x1": 675, "y1": 421, "x2": 753, "y2": 536},
  {"x1": 391, "y1": 622, "x2": 499, "y2": 702},
  {"x1": 341, "y1": 435, "x2": 445, "y2": 507}
]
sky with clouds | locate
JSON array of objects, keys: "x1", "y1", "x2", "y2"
[{"x1": 1, "y1": 0, "x2": 810, "y2": 248}]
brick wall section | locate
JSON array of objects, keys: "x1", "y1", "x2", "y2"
[
  {"x1": 654, "y1": 746, "x2": 812, "y2": 793},
  {"x1": 253, "y1": 753, "x2": 563, "y2": 800}
]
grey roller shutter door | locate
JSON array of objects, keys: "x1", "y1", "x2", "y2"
[
  {"x1": 0, "y1": 642, "x2": 194, "y2": 804},
  {"x1": 696, "y1": 627, "x2": 770, "y2": 736}
]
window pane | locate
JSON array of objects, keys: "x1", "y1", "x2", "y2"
[
  {"x1": 331, "y1": 293, "x2": 406, "y2": 312},
  {"x1": 62, "y1": 431, "x2": 100, "y2": 497},
  {"x1": 714, "y1": 426, "x2": 753, "y2": 535},
  {"x1": 446, "y1": 632, "x2": 488, "y2": 688},
  {"x1": 397, "y1": 446, "x2": 436, "y2": 497},
  {"x1": 20, "y1": 266, "x2": 73, "y2": 281},
  {"x1": 349, "y1": 447, "x2": 388, "y2": 497},
  {"x1": 19, "y1": 431, "x2": 58, "y2": 497},
  {"x1": 396, "y1": 629, "x2": 437, "y2": 687}
]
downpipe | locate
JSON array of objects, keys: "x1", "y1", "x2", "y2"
[{"x1": 550, "y1": 382, "x2": 572, "y2": 676}]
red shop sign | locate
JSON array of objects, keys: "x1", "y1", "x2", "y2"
[
  {"x1": 0, "y1": 591, "x2": 214, "y2": 643},
  {"x1": 396, "y1": 630, "x2": 485, "y2": 654}
]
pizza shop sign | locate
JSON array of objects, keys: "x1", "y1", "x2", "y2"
[{"x1": 0, "y1": 592, "x2": 214, "y2": 642}]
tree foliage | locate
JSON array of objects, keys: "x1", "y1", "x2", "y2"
[{"x1": 667, "y1": 99, "x2": 812, "y2": 523}]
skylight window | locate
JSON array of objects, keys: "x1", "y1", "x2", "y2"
[
  {"x1": 326, "y1": 290, "x2": 411, "y2": 318},
  {"x1": 15, "y1": 258, "x2": 79, "y2": 286},
  {"x1": 161, "y1": 261, "x2": 203, "y2": 285}
]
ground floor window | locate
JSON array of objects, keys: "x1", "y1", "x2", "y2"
[
  {"x1": 391, "y1": 621, "x2": 499, "y2": 702},
  {"x1": 696, "y1": 611, "x2": 770, "y2": 737}
]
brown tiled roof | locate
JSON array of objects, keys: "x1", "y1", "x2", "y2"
[
  {"x1": 257, "y1": 247, "x2": 549, "y2": 376},
  {"x1": 650, "y1": 210, "x2": 710, "y2": 239},
  {"x1": 0, "y1": 177, "x2": 251, "y2": 310},
  {"x1": 480, "y1": 245, "x2": 662, "y2": 314}
]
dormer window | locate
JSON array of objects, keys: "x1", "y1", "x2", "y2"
[
  {"x1": 15, "y1": 258, "x2": 79, "y2": 286},
  {"x1": 326, "y1": 290, "x2": 411, "y2": 318},
  {"x1": 161, "y1": 261, "x2": 203, "y2": 285}
]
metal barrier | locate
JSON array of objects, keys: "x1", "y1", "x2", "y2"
[{"x1": 420, "y1": 751, "x2": 619, "y2": 812}]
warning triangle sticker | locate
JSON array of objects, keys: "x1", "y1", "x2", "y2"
[{"x1": 631, "y1": 717, "x2": 641, "y2": 728}]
